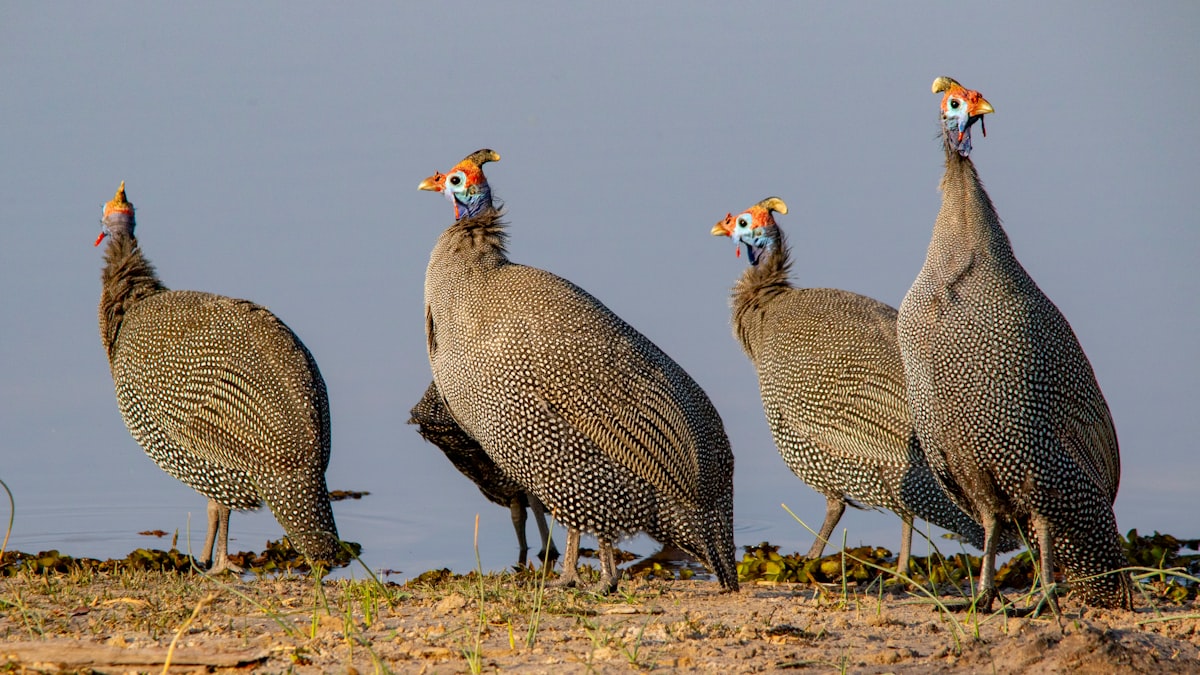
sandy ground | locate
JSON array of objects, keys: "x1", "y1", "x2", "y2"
[{"x1": 1, "y1": 566, "x2": 1198, "y2": 674}]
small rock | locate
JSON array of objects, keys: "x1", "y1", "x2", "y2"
[
  {"x1": 591, "y1": 646, "x2": 615, "y2": 660},
  {"x1": 434, "y1": 593, "x2": 468, "y2": 613},
  {"x1": 872, "y1": 649, "x2": 901, "y2": 665}
]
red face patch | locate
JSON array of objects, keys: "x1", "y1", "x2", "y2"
[{"x1": 451, "y1": 161, "x2": 486, "y2": 189}]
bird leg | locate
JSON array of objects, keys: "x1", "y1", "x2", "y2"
[
  {"x1": 969, "y1": 511, "x2": 1001, "y2": 611},
  {"x1": 201, "y1": 500, "x2": 243, "y2": 575},
  {"x1": 527, "y1": 493, "x2": 559, "y2": 566},
  {"x1": 940, "y1": 510, "x2": 1002, "y2": 613},
  {"x1": 895, "y1": 516, "x2": 914, "y2": 579},
  {"x1": 509, "y1": 498, "x2": 531, "y2": 567},
  {"x1": 591, "y1": 539, "x2": 621, "y2": 595},
  {"x1": 806, "y1": 496, "x2": 846, "y2": 559},
  {"x1": 549, "y1": 528, "x2": 582, "y2": 588},
  {"x1": 1028, "y1": 513, "x2": 1062, "y2": 618},
  {"x1": 199, "y1": 499, "x2": 219, "y2": 566}
]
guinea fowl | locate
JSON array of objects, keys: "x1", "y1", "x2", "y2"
[
  {"x1": 896, "y1": 78, "x2": 1131, "y2": 609},
  {"x1": 712, "y1": 198, "x2": 1011, "y2": 575},
  {"x1": 96, "y1": 182, "x2": 339, "y2": 573},
  {"x1": 409, "y1": 378, "x2": 558, "y2": 565},
  {"x1": 420, "y1": 150, "x2": 738, "y2": 593}
]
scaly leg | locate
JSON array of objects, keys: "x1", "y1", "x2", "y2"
[
  {"x1": 973, "y1": 510, "x2": 1000, "y2": 611},
  {"x1": 549, "y1": 528, "x2": 582, "y2": 588},
  {"x1": 527, "y1": 493, "x2": 559, "y2": 566},
  {"x1": 509, "y1": 498, "x2": 530, "y2": 566},
  {"x1": 1030, "y1": 513, "x2": 1061, "y2": 618},
  {"x1": 896, "y1": 516, "x2": 914, "y2": 578},
  {"x1": 202, "y1": 500, "x2": 243, "y2": 575},
  {"x1": 806, "y1": 496, "x2": 846, "y2": 559},
  {"x1": 593, "y1": 539, "x2": 620, "y2": 595},
  {"x1": 199, "y1": 499, "x2": 219, "y2": 567}
]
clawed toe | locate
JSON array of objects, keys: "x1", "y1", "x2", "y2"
[
  {"x1": 588, "y1": 577, "x2": 619, "y2": 596},
  {"x1": 206, "y1": 557, "x2": 244, "y2": 576},
  {"x1": 548, "y1": 573, "x2": 579, "y2": 589}
]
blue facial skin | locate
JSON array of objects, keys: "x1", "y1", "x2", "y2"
[
  {"x1": 444, "y1": 169, "x2": 494, "y2": 220},
  {"x1": 943, "y1": 94, "x2": 984, "y2": 157},
  {"x1": 732, "y1": 215, "x2": 774, "y2": 266}
]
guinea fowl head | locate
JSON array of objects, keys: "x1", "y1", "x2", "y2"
[
  {"x1": 709, "y1": 197, "x2": 787, "y2": 266},
  {"x1": 95, "y1": 181, "x2": 135, "y2": 246},
  {"x1": 933, "y1": 76, "x2": 994, "y2": 157},
  {"x1": 418, "y1": 149, "x2": 500, "y2": 220}
]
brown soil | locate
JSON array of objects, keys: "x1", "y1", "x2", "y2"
[{"x1": 1, "y1": 568, "x2": 1198, "y2": 673}]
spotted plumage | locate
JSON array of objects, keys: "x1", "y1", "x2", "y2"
[
  {"x1": 409, "y1": 380, "x2": 558, "y2": 565},
  {"x1": 96, "y1": 182, "x2": 339, "y2": 572},
  {"x1": 896, "y1": 78, "x2": 1131, "y2": 608},
  {"x1": 420, "y1": 150, "x2": 737, "y2": 593},
  {"x1": 713, "y1": 198, "x2": 1013, "y2": 574}
]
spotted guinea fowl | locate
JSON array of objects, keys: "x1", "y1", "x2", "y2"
[
  {"x1": 409, "y1": 380, "x2": 559, "y2": 565},
  {"x1": 896, "y1": 78, "x2": 1131, "y2": 609},
  {"x1": 420, "y1": 150, "x2": 738, "y2": 593},
  {"x1": 712, "y1": 199, "x2": 1012, "y2": 575},
  {"x1": 96, "y1": 182, "x2": 339, "y2": 572}
]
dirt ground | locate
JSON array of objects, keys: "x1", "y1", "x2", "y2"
[{"x1": 2, "y1": 565, "x2": 1198, "y2": 674}]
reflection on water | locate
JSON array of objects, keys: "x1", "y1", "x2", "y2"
[
  {"x1": 2, "y1": 446, "x2": 966, "y2": 584},
  {"x1": 622, "y1": 543, "x2": 713, "y2": 580}
]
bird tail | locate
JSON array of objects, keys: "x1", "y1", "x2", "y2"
[
  {"x1": 254, "y1": 470, "x2": 341, "y2": 563},
  {"x1": 705, "y1": 506, "x2": 740, "y2": 592},
  {"x1": 654, "y1": 498, "x2": 739, "y2": 591},
  {"x1": 1053, "y1": 495, "x2": 1134, "y2": 609},
  {"x1": 687, "y1": 504, "x2": 740, "y2": 592}
]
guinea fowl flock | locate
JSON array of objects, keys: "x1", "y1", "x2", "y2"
[{"x1": 94, "y1": 77, "x2": 1132, "y2": 609}]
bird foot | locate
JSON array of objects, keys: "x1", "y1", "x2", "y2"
[
  {"x1": 205, "y1": 556, "x2": 245, "y2": 576},
  {"x1": 941, "y1": 588, "x2": 998, "y2": 613},
  {"x1": 878, "y1": 577, "x2": 911, "y2": 595},
  {"x1": 587, "y1": 573, "x2": 621, "y2": 596},
  {"x1": 973, "y1": 587, "x2": 999, "y2": 613},
  {"x1": 1008, "y1": 583, "x2": 1061, "y2": 619},
  {"x1": 971, "y1": 587, "x2": 1062, "y2": 619},
  {"x1": 548, "y1": 571, "x2": 581, "y2": 589}
]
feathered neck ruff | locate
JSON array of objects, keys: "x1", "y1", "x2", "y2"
[
  {"x1": 731, "y1": 226, "x2": 793, "y2": 357},
  {"x1": 443, "y1": 206, "x2": 510, "y2": 265},
  {"x1": 936, "y1": 144, "x2": 1012, "y2": 258},
  {"x1": 99, "y1": 233, "x2": 166, "y2": 360}
]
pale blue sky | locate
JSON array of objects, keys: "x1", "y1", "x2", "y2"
[{"x1": 2, "y1": 3, "x2": 1196, "y2": 576}]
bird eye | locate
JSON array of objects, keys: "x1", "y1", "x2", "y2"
[
  {"x1": 737, "y1": 215, "x2": 751, "y2": 228},
  {"x1": 949, "y1": 98, "x2": 960, "y2": 110},
  {"x1": 448, "y1": 171, "x2": 465, "y2": 187}
]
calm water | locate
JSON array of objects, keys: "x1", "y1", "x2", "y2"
[{"x1": 3, "y1": 429, "x2": 933, "y2": 581}]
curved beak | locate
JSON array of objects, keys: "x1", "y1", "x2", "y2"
[
  {"x1": 418, "y1": 171, "x2": 446, "y2": 192},
  {"x1": 711, "y1": 214, "x2": 734, "y2": 237},
  {"x1": 970, "y1": 96, "x2": 995, "y2": 117}
]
